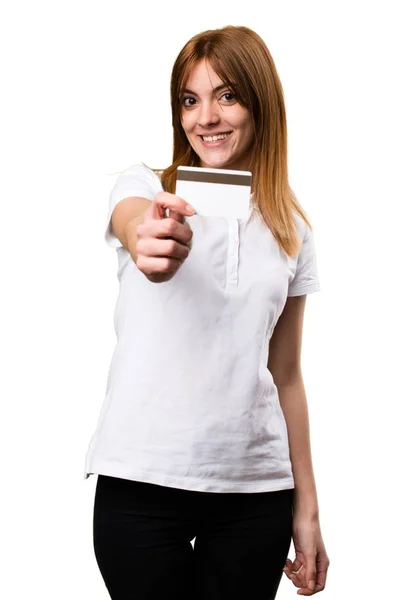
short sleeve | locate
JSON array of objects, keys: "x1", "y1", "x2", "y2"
[
  {"x1": 287, "y1": 222, "x2": 321, "y2": 297},
  {"x1": 104, "y1": 163, "x2": 163, "y2": 248}
]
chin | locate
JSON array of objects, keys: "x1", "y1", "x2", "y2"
[{"x1": 203, "y1": 155, "x2": 235, "y2": 169}]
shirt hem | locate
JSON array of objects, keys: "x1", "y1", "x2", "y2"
[
  {"x1": 287, "y1": 283, "x2": 320, "y2": 297},
  {"x1": 84, "y1": 464, "x2": 295, "y2": 494}
]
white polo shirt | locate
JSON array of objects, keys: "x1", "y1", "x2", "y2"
[{"x1": 84, "y1": 163, "x2": 321, "y2": 493}]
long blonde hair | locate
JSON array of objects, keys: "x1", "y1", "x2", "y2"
[{"x1": 148, "y1": 25, "x2": 313, "y2": 257}]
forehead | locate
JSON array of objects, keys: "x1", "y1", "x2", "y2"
[{"x1": 183, "y1": 59, "x2": 225, "y2": 90}]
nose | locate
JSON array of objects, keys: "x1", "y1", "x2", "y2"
[{"x1": 197, "y1": 100, "x2": 221, "y2": 128}]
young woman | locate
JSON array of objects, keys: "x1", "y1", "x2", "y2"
[{"x1": 85, "y1": 25, "x2": 330, "y2": 599}]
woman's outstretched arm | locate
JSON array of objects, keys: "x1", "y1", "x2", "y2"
[{"x1": 111, "y1": 196, "x2": 152, "y2": 250}]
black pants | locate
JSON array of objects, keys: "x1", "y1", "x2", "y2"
[{"x1": 93, "y1": 474, "x2": 294, "y2": 600}]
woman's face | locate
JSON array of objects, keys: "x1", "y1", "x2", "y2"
[{"x1": 180, "y1": 59, "x2": 255, "y2": 171}]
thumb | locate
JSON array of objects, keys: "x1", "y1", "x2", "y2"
[
  {"x1": 167, "y1": 208, "x2": 185, "y2": 224},
  {"x1": 149, "y1": 197, "x2": 167, "y2": 220},
  {"x1": 305, "y1": 555, "x2": 317, "y2": 592}
]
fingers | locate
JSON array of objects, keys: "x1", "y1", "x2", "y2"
[
  {"x1": 292, "y1": 558, "x2": 305, "y2": 576},
  {"x1": 283, "y1": 559, "x2": 306, "y2": 591},
  {"x1": 167, "y1": 209, "x2": 185, "y2": 224},
  {"x1": 305, "y1": 558, "x2": 317, "y2": 594},
  {"x1": 313, "y1": 552, "x2": 330, "y2": 593},
  {"x1": 136, "y1": 237, "x2": 190, "y2": 262},
  {"x1": 149, "y1": 191, "x2": 196, "y2": 221},
  {"x1": 163, "y1": 210, "x2": 192, "y2": 248},
  {"x1": 138, "y1": 217, "x2": 194, "y2": 247},
  {"x1": 283, "y1": 554, "x2": 328, "y2": 596},
  {"x1": 136, "y1": 254, "x2": 183, "y2": 277},
  {"x1": 149, "y1": 196, "x2": 168, "y2": 220},
  {"x1": 134, "y1": 228, "x2": 191, "y2": 281},
  {"x1": 134, "y1": 192, "x2": 195, "y2": 282},
  {"x1": 298, "y1": 550, "x2": 329, "y2": 594},
  {"x1": 283, "y1": 559, "x2": 312, "y2": 595}
]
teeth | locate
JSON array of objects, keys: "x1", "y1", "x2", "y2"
[{"x1": 202, "y1": 132, "x2": 231, "y2": 142}]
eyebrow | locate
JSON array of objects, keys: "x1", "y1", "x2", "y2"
[{"x1": 181, "y1": 83, "x2": 230, "y2": 96}]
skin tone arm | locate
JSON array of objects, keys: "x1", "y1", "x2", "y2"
[
  {"x1": 267, "y1": 294, "x2": 318, "y2": 516},
  {"x1": 267, "y1": 294, "x2": 329, "y2": 595},
  {"x1": 110, "y1": 196, "x2": 152, "y2": 261}
]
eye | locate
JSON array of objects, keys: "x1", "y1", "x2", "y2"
[
  {"x1": 221, "y1": 92, "x2": 236, "y2": 102},
  {"x1": 182, "y1": 96, "x2": 196, "y2": 107},
  {"x1": 181, "y1": 91, "x2": 237, "y2": 108}
]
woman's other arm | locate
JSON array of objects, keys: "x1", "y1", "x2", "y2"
[
  {"x1": 267, "y1": 294, "x2": 318, "y2": 516},
  {"x1": 268, "y1": 295, "x2": 329, "y2": 593}
]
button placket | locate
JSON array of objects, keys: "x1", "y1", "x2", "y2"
[{"x1": 226, "y1": 219, "x2": 240, "y2": 288}]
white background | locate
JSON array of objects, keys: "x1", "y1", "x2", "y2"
[{"x1": 1, "y1": 1, "x2": 415, "y2": 598}]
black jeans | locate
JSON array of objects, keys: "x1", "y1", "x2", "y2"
[{"x1": 93, "y1": 474, "x2": 294, "y2": 600}]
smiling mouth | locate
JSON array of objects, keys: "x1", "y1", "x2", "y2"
[{"x1": 198, "y1": 132, "x2": 233, "y2": 143}]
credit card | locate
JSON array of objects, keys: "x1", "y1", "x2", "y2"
[{"x1": 175, "y1": 166, "x2": 252, "y2": 220}]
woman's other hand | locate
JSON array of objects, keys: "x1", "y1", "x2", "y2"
[{"x1": 282, "y1": 514, "x2": 330, "y2": 595}]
